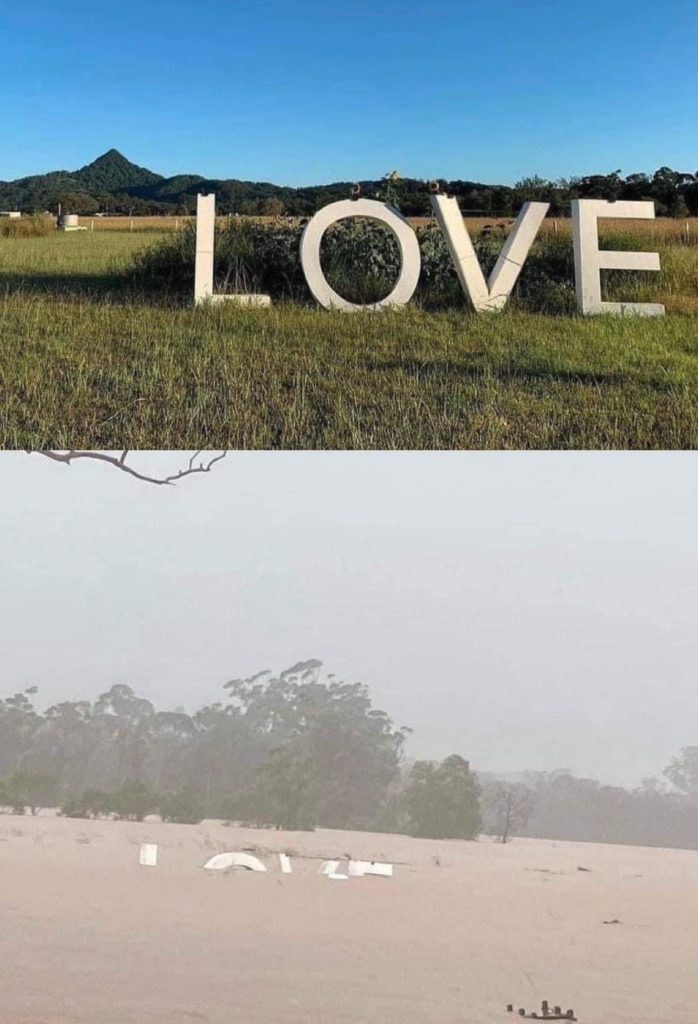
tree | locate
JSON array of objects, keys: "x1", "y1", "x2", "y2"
[
  {"x1": 260, "y1": 197, "x2": 285, "y2": 217},
  {"x1": 2, "y1": 771, "x2": 57, "y2": 816},
  {"x1": 241, "y1": 743, "x2": 322, "y2": 830},
  {"x1": 515, "y1": 176, "x2": 553, "y2": 203},
  {"x1": 60, "y1": 788, "x2": 111, "y2": 819},
  {"x1": 0, "y1": 690, "x2": 42, "y2": 779},
  {"x1": 404, "y1": 755, "x2": 481, "y2": 839},
  {"x1": 24, "y1": 450, "x2": 227, "y2": 486},
  {"x1": 158, "y1": 789, "x2": 205, "y2": 824},
  {"x1": 482, "y1": 781, "x2": 535, "y2": 843},
  {"x1": 650, "y1": 167, "x2": 694, "y2": 217},
  {"x1": 664, "y1": 747, "x2": 698, "y2": 797},
  {"x1": 56, "y1": 191, "x2": 100, "y2": 215},
  {"x1": 669, "y1": 195, "x2": 690, "y2": 219},
  {"x1": 92, "y1": 684, "x2": 155, "y2": 783},
  {"x1": 577, "y1": 169, "x2": 624, "y2": 201},
  {"x1": 109, "y1": 778, "x2": 156, "y2": 821},
  {"x1": 223, "y1": 661, "x2": 411, "y2": 830}
]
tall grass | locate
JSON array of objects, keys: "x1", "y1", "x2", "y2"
[
  {"x1": 2, "y1": 228, "x2": 698, "y2": 449},
  {"x1": 132, "y1": 218, "x2": 698, "y2": 315},
  {"x1": 0, "y1": 231, "x2": 164, "y2": 295},
  {"x1": 52, "y1": 214, "x2": 698, "y2": 245},
  {"x1": 0, "y1": 215, "x2": 55, "y2": 238},
  {"x1": 2, "y1": 296, "x2": 698, "y2": 449}
]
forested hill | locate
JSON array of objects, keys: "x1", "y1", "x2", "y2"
[{"x1": 1, "y1": 148, "x2": 697, "y2": 217}]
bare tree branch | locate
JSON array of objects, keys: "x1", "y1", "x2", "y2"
[{"x1": 25, "y1": 450, "x2": 227, "y2": 486}]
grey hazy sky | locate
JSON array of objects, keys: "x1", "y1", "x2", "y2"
[{"x1": 1, "y1": 451, "x2": 696, "y2": 788}]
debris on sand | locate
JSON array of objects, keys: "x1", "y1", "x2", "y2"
[
  {"x1": 576, "y1": 866, "x2": 592, "y2": 872},
  {"x1": 602, "y1": 918, "x2": 621, "y2": 925},
  {"x1": 507, "y1": 999, "x2": 577, "y2": 1020}
]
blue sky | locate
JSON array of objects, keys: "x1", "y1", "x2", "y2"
[{"x1": 1, "y1": 0, "x2": 696, "y2": 186}]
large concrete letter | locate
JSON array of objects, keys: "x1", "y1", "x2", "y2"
[
  {"x1": 300, "y1": 198, "x2": 421, "y2": 312},
  {"x1": 571, "y1": 200, "x2": 664, "y2": 316},
  {"x1": 195, "y1": 194, "x2": 271, "y2": 307},
  {"x1": 430, "y1": 195, "x2": 549, "y2": 312},
  {"x1": 195, "y1": 193, "x2": 215, "y2": 305}
]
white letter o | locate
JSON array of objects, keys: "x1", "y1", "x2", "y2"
[{"x1": 300, "y1": 199, "x2": 421, "y2": 312}]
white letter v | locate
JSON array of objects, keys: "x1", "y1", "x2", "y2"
[{"x1": 430, "y1": 195, "x2": 549, "y2": 311}]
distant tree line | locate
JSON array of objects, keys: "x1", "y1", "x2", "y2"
[
  {"x1": 2, "y1": 149, "x2": 697, "y2": 218},
  {"x1": 515, "y1": 761, "x2": 698, "y2": 850},
  {"x1": 3, "y1": 666, "x2": 698, "y2": 850},
  {"x1": 0, "y1": 663, "x2": 481, "y2": 838},
  {"x1": 478, "y1": 750, "x2": 698, "y2": 850}
]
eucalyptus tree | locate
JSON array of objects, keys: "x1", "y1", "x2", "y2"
[
  {"x1": 404, "y1": 754, "x2": 482, "y2": 840},
  {"x1": 223, "y1": 660, "x2": 411, "y2": 830},
  {"x1": 664, "y1": 747, "x2": 698, "y2": 798},
  {"x1": 0, "y1": 689, "x2": 42, "y2": 777}
]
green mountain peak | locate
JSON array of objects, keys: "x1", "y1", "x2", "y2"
[{"x1": 74, "y1": 150, "x2": 163, "y2": 191}]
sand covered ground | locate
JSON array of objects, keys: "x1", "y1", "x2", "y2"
[{"x1": 0, "y1": 813, "x2": 696, "y2": 1024}]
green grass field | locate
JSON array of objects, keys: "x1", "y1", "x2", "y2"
[{"x1": 2, "y1": 230, "x2": 698, "y2": 449}]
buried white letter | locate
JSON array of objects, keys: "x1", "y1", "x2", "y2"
[
  {"x1": 300, "y1": 198, "x2": 421, "y2": 312},
  {"x1": 571, "y1": 200, "x2": 664, "y2": 317},
  {"x1": 430, "y1": 195, "x2": 549, "y2": 311}
]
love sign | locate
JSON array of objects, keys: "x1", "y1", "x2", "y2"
[{"x1": 195, "y1": 193, "x2": 664, "y2": 317}]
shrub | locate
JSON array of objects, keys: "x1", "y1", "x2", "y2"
[
  {"x1": 130, "y1": 218, "x2": 672, "y2": 315},
  {"x1": 109, "y1": 778, "x2": 156, "y2": 822},
  {"x1": 133, "y1": 218, "x2": 418, "y2": 305},
  {"x1": 59, "y1": 788, "x2": 112, "y2": 819},
  {"x1": 0, "y1": 771, "x2": 57, "y2": 815},
  {"x1": 515, "y1": 234, "x2": 578, "y2": 315},
  {"x1": 158, "y1": 789, "x2": 205, "y2": 824}
]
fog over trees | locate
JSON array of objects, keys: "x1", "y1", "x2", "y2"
[{"x1": 2, "y1": 662, "x2": 697, "y2": 849}]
